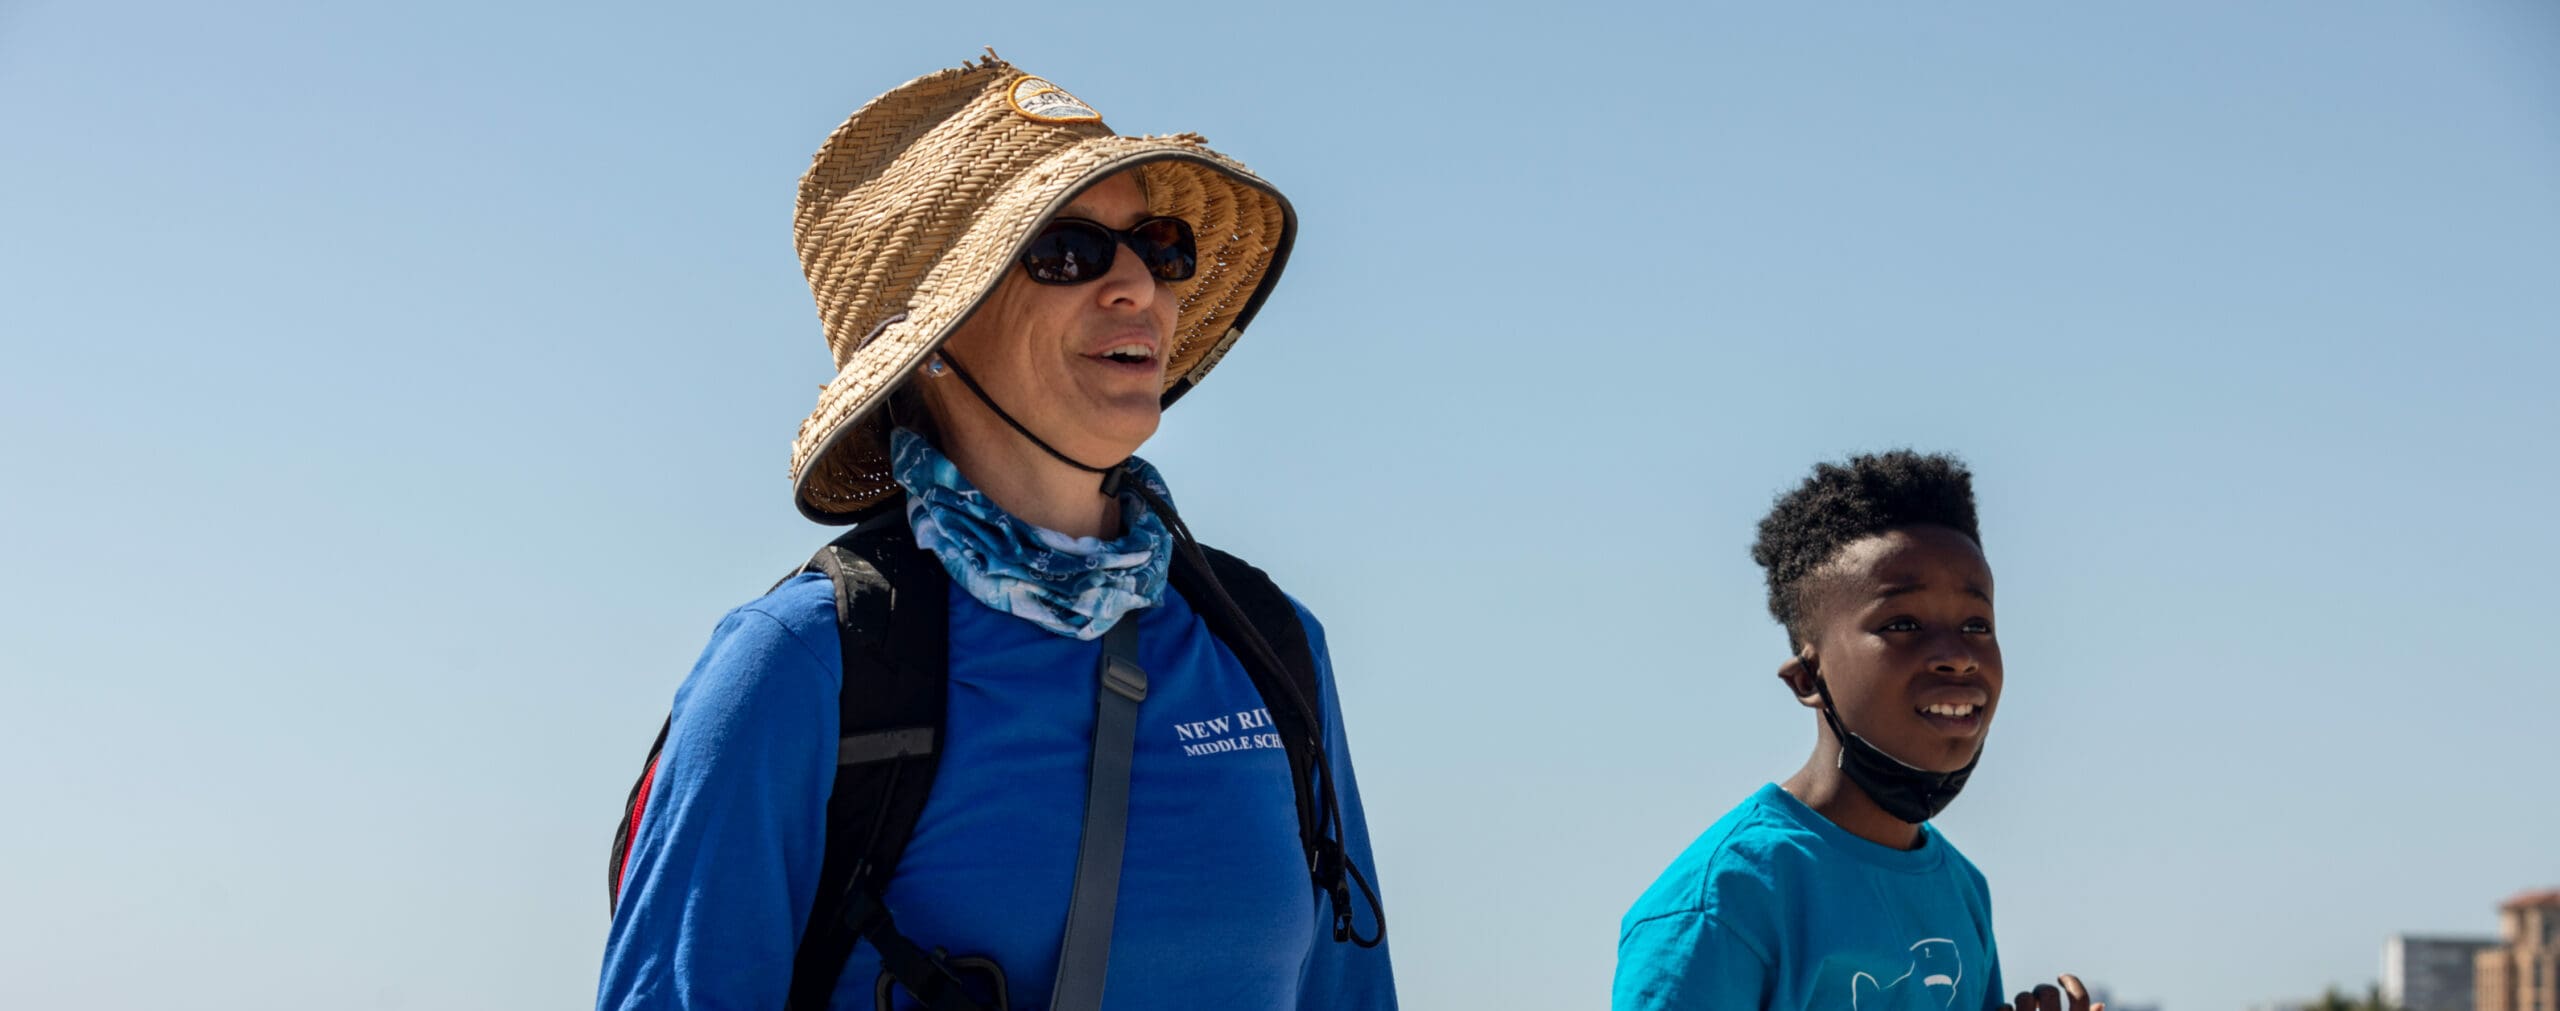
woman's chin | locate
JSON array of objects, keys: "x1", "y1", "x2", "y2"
[{"x1": 1080, "y1": 404, "x2": 1162, "y2": 456}]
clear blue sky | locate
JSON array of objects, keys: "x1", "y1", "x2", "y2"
[{"x1": 3, "y1": 2, "x2": 2554, "y2": 1008}]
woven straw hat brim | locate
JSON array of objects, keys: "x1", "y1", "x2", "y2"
[{"x1": 787, "y1": 107, "x2": 1296, "y2": 523}]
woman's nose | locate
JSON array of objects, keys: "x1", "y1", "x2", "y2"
[{"x1": 1094, "y1": 239, "x2": 1160, "y2": 309}]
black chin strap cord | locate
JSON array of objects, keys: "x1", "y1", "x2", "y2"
[
  {"x1": 932, "y1": 350, "x2": 1118, "y2": 476},
  {"x1": 927, "y1": 347, "x2": 1389, "y2": 948}
]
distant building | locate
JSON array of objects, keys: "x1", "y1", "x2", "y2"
[
  {"x1": 2387, "y1": 935, "x2": 2497, "y2": 1011},
  {"x1": 2476, "y1": 888, "x2": 2560, "y2": 1011}
]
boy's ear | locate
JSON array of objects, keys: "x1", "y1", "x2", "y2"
[{"x1": 1777, "y1": 652, "x2": 1823, "y2": 709}]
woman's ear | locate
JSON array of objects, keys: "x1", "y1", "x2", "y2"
[
  {"x1": 886, "y1": 382, "x2": 942, "y2": 444},
  {"x1": 1777, "y1": 651, "x2": 1823, "y2": 709}
]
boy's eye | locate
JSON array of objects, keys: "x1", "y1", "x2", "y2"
[
  {"x1": 1963, "y1": 618, "x2": 1993, "y2": 634},
  {"x1": 1880, "y1": 617, "x2": 1920, "y2": 632}
]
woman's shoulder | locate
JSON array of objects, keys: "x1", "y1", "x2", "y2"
[
  {"x1": 674, "y1": 572, "x2": 846, "y2": 709},
  {"x1": 728, "y1": 570, "x2": 842, "y2": 646}
]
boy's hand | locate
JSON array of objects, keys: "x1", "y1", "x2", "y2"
[{"x1": 2002, "y1": 973, "x2": 2105, "y2": 1011}]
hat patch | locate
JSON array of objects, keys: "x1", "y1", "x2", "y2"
[{"x1": 1007, "y1": 76, "x2": 1102, "y2": 124}]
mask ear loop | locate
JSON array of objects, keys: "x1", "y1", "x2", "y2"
[
  {"x1": 1807, "y1": 656, "x2": 1977, "y2": 782},
  {"x1": 1800, "y1": 656, "x2": 1865, "y2": 771},
  {"x1": 922, "y1": 346, "x2": 1389, "y2": 948}
]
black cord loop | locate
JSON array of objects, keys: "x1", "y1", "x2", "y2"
[{"x1": 930, "y1": 350, "x2": 1117, "y2": 476}]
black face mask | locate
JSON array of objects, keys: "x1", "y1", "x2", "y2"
[{"x1": 1807, "y1": 660, "x2": 1980, "y2": 824}]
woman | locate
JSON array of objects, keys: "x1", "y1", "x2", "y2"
[{"x1": 598, "y1": 53, "x2": 1394, "y2": 1011}]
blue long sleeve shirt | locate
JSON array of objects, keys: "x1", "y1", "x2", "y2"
[
  {"x1": 1613, "y1": 784, "x2": 2002, "y2": 1011},
  {"x1": 599, "y1": 573, "x2": 1394, "y2": 1010}
]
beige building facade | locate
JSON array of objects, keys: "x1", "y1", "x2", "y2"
[{"x1": 2476, "y1": 889, "x2": 2560, "y2": 1011}]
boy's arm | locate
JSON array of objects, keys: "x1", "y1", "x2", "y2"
[
  {"x1": 1982, "y1": 929, "x2": 2005, "y2": 1011},
  {"x1": 1976, "y1": 880, "x2": 1996, "y2": 1008},
  {"x1": 1613, "y1": 911, "x2": 1771, "y2": 1011}
]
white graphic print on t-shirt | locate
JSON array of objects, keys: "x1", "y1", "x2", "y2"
[
  {"x1": 1170, "y1": 706, "x2": 1285, "y2": 757},
  {"x1": 1851, "y1": 938, "x2": 1964, "y2": 1010}
]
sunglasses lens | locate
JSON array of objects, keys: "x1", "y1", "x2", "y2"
[
  {"x1": 1129, "y1": 218, "x2": 1197, "y2": 282},
  {"x1": 1020, "y1": 222, "x2": 1117, "y2": 284},
  {"x1": 1018, "y1": 218, "x2": 1196, "y2": 284}
]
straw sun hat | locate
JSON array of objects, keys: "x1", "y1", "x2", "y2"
[{"x1": 786, "y1": 50, "x2": 1298, "y2": 523}]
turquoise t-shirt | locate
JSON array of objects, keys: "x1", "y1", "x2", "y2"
[{"x1": 1613, "y1": 783, "x2": 2003, "y2": 1011}]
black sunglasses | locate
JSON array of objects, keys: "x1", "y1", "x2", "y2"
[{"x1": 1018, "y1": 216, "x2": 1197, "y2": 285}]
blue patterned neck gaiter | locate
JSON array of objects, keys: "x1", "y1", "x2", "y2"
[{"x1": 891, "y1": 427, "x2": 1174, "y2": 640}]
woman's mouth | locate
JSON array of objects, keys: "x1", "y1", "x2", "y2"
[{"x1": 1084, "y1": 342, "x2": 1160, "y2": 377}]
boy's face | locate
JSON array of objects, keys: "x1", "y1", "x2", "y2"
[{"x1": 1792, "y1": 523, "x2": 2002, "y2": 773}]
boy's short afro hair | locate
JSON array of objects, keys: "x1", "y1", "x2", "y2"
[{"x1": 1750, "y1": 450, "x2": 1981, "y2": 647}]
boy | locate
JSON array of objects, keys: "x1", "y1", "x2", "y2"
[{"x1": 1612, "y1": 451, "x2": 2095, "y2": 1011}]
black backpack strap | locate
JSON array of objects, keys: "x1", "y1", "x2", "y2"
[
  {"x1": 1168, "y1": 550, "x2": 1324, "y2": 870},
  {"x1": 1173, "y1": 544, "x2": 1385, "y2": 948},
  {"x1": 608, "y1": 508, "x2": 991, "y2": 1009},
  {"x1": 607, "y1": 718, "x2": 671, "y2": 911},
  {"x1": 782, "y1": 511, "x2": 981, "y2": 1011}
]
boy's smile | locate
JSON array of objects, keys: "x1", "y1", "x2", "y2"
[{"x1": 1795, "y1": 523, "x2": 2002, "y2": 774}]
